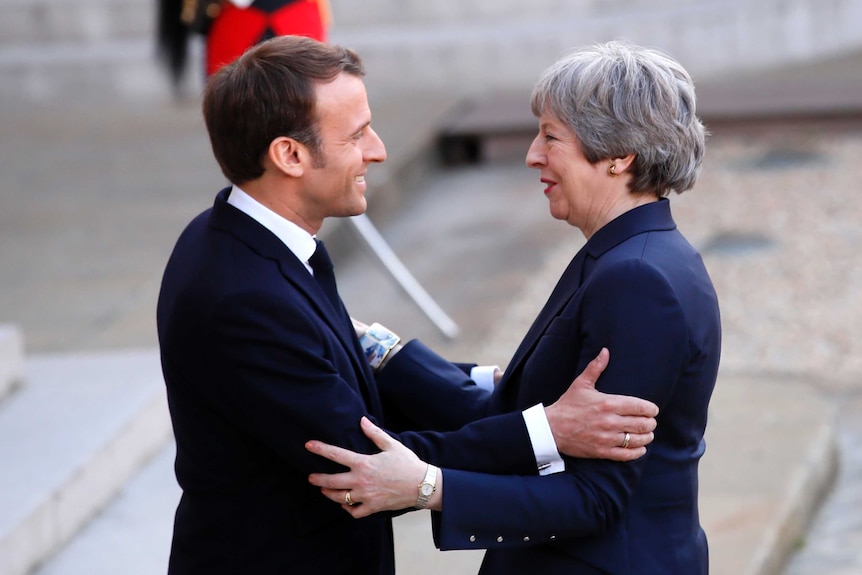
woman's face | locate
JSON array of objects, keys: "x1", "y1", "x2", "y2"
[{"x1": 526, "y1": 111, "x2": 609, "y2": 232}]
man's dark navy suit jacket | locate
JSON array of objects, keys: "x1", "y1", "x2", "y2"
[{"x1": 157, "y1": 188, "x2": 536, "y2": 574}]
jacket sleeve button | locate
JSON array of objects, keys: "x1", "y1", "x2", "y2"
[{"x1": 469, "y1": 535, "x2": 476, "y2": 542}]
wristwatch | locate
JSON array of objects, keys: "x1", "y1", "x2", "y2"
[
  {"x1": 414, "y1": 464, "x2": 438, "y2": 509},
  {"x1": 357, "y1": 322, "x2": 402, "y2": 372}
]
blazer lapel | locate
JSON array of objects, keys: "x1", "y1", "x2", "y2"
[
  {"x1": 496, "y1": 199, "x2": 677, "y2": 399},
  {"x1": 500, "y1": 248, "x2": 587, "y2": 389},
  {"x1": 208, "y1": 189, "x2": 384, "y2": 420}
]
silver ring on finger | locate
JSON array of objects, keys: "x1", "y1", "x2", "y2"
[{"x1": 621, "y1": 432, "x2": 631, "y2": 449}]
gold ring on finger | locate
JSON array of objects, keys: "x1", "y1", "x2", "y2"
[{"x1": 621, "y1": 432, "x2": 631, "y2": 449}]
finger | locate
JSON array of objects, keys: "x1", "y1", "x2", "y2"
[
  {"x1": 308, "y1": 470, "x2": 353, "y2": 490},
  {"x1": 607, "y1": 446, "x2": 648, "y2": 462},
  {"x1": 616, "y1": 412, "x2": 658, "y2": 434},
  {"x1": 628, "y1": 397, "x2": 659, "y2": 418},
  {"x1": 322, "y1": 489, "x2": 375, "y2": 519},
  {"x1": 360, "y1": 416, "x2": 396, "y2": 451},
  {"x1": 305, "y1": 439, "x2": 360, "y2": 467},
  {"x1": 345, "y1": 502, "x2": 373, "y2": 519},
  {"x1": 573, "y1": 348, "x2": 610, "y2": 389},
  {"x1": 325, "y1": 488, "x2": 371, "y2": 518},
  {"x1": 609, "y1": 395, "x2": 659, "y2": 419},
  {"x1": 625, "y1": 431, "x2": 654, "y2": 449},
  {"x1": 319, "y1": 487, "x2": 351, "y2": 505}
]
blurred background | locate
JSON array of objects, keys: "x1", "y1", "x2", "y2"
[{"x1": 1, "y1": 0, "x2": 862, "y2": 573}]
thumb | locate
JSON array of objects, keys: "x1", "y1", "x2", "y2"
[
  {"x1": 361, "y1": 416, "x2": 394, "y2": 451},
  {"x1": 574, "y1": 348, "x2": 609, "y2": 389}
]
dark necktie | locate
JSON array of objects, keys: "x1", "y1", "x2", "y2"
[
  {"x1": 309, "y1": 240, "x2": 384, "y2": 418},
  {"x1": 309, "y1": 240, "x2": 346, "y2": 316}
]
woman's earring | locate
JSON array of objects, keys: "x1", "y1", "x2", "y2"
[{"x1": 608, "y1": 164, "x2": 617, "y2": 176}]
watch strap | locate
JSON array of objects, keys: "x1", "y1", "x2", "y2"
[
  {"x1": 358, "y1": 322, "x2": 402, "y2": 372},
  {"x1": 414, "y1": 464, "x2": 438, "y2": 509}
]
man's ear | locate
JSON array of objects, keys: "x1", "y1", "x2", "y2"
[{"x1": 268, "y1": 137, "x2": 305, "y2": 177}]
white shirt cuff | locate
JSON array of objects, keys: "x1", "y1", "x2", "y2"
[
  {"x1": 522, "y1": 404, "x2": 565, "y2": 475},
  {"x1": 228, "y1": 0, "x2": 254, "y2": 7},
  {"x1": 469, "y1": 365, "x2": 499, "y2": 394}
]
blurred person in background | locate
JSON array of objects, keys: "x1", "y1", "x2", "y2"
[
  {"x1": 156, "y1": 0, "x2": 330, "y2": 92},
  {"x1": 308, "y1": 40, "x2": 721, "y2": 575}
]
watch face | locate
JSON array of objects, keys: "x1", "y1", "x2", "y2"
[{"x1": 420, "y1": 484, "x2": 434, "y2": 497}]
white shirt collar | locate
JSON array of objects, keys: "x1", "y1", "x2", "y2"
[{"x1": 226, "y1": 185, "x2": 317, "y2": 272}]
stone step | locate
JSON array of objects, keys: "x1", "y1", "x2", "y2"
[
  {"x1": 0, "y1": 0, "x2": 622, "y2": 46},
  {"x1": 0, "y1": 0, "x2": 153, "y2": 47},
  {"x1": 328, "y1": 0, "x2": 598, "y2": 27},
  {"x1": 3, "y1": 0, "x2": 862, "y2": 104},
  {"x1": 0, "y1": 38, "x2": 181, "y2": 105},
  {"x1": 32, "y1": 443, "x2": 179, "y2": 575},
  {"x1": 0, "y1": 324, "x2": 25, "y2": 401},
  {"x1": 0, "y1": 349, "x2": 171, "y2": 575}
]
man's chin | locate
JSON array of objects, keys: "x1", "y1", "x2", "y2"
[{"x1": 349, "y1": 198, "x2": 368, "y2": 217}]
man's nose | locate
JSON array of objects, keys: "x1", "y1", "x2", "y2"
[{"x1": 365, "y1": 128, "x2": 387, "y2": 163}]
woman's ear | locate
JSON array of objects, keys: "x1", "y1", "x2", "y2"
[
  {"x1": 268, "y1": 137, "x2": 305, "y2": 177},
  {"x1": 615, "y1": 153, "x2": 637, "y2": 174}
]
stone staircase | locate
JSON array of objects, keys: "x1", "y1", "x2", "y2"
[
  {"x1": 0, "y1": 0, "x2": 171, "y2": 104},
  {"x1": 0, "y1": 326, "x2": 171, "y2": 575},
  {"x1": 3, "y1": 0, "x2": 862, "y2": 104}
]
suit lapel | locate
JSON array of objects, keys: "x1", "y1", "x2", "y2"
[
  {"x1": 500, "y1": 248, "x2": 587, "y2": 389},
  {"x1": 495, "y1": 199, "x2": 678, "y2": 401},
  {"x1": 208, "y1": 189, "x2": 384, "y2": 420}
]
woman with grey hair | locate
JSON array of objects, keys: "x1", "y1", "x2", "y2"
[{"x1": 308, "y1": 40, "x2": 720, "y2": 574}]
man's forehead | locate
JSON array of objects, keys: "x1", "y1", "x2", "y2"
[{"x1": 314, "y1": 75, "x2": 372, "y2": 128}]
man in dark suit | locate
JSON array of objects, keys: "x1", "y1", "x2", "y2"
[{"x1": 157, "y1": 36, "x2": 658, "y2": 574}]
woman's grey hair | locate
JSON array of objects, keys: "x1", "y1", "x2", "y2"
[{"x1": 531, "y1": 40, "x2": 706, "y2": 197}]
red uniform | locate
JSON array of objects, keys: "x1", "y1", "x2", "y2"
[{"x1": 205, "y1": 0, "x2": 329, "y2": 76}]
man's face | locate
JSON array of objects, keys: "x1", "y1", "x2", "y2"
[{"x1": 300, "y1": 73, "x2": 387, "y2": 224}]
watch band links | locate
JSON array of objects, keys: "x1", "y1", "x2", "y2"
[{"x1": 414, "y1": 464, "x2": 438, "y2": 509}]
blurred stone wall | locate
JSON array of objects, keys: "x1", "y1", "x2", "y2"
[{"x1": 1, "y1": 0, "x2": 861, "y2": 103}]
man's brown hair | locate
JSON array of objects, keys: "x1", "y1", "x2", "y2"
[{"x1": 203, "y1": 35, "x2": 365, "y2": 185}]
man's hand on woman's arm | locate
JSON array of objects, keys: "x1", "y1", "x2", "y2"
[{"x1": 545, "y1": 348, "x2": 658, "y2": 462}]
